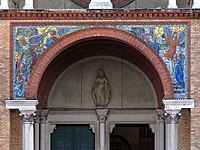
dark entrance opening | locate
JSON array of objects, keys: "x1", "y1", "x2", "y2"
[
  {"x1": 51, "y1": 124, "x2": 95, "y2": 150},
  {"x1": 110, "y1": 124, "x2": 154, "y2": 150}
]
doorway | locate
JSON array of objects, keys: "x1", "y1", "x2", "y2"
[
  {"x1": 110, "y1": 124, "x2": 154, "y2": 150},
  {"x1": 51, "y1": 124, "x2": 95, "y2": 150}
]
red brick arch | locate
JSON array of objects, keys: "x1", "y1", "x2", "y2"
[{"x1": 26, "y1": 27, "x2": 174, "y2": 107}]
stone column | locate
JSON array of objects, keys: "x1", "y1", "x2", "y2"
[
  {"x1": 0, "y1": 0, "x2": 9, "y2": 9},
  {"x1": 155, "y1": 109, "x2": 165, "y2": 150},
  {"x1": 40, "y1": 109, "x2": 49, "y2": 150},
  {"x1": 34, "y1": 112, "x2": 40, "y2": 150},
  {"x1": 20, "y1": 110, "x2": 36, "y2": 150},
  {"x1": 5, "y1": 100, "x2": 38, "y2": 150},
  {"x1": 165, "y1": 109, "x2": 180, "y2": 150},
  {"x1": 167, "y1": 0, "x2": 178, "y2": 8},
  {"x1": 23, "y1": 0, "x2": 34, "y2": 9},
  {"x1": 96, "y1": 109, "x2": 109, "y2": 150},
  {"x1": 193, "y1": 0, "x2": 200, "y2": 8}
]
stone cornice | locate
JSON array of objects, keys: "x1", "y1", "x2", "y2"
[
  {"x1": 1, "y1": 10, "x2": 200, "y2": 20},
  {"x1": 5, "y1": 100, "x2": 38, "y2": 111},
  {"x1": 163, "y1": 99, "x2": 194, "y2": 111}
]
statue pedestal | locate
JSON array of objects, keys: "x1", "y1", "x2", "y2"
[{"x1": 89, "y1": 0, "x2": 113, "y2": 9}]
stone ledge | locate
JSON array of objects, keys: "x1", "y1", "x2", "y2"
[
  {"x1": 5, "y1": 100, "x2": 38, "y2": 110},
  {"x1": 163, "y1": 99, "x2": 194, "y2": 111}
]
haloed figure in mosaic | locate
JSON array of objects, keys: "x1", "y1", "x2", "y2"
[
  {"x1": 92, "y1": 69, "x2": 111, "y2": 107},
  {"x1": 165, "y1": 32, "x2": 179, "y2": 60},
  {"x1": 175, "y1": 51, "x2": 185, "y2": 89}
]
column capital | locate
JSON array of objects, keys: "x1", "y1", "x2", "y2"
[
  {"x1": 40, "y1": 109, "x2": 49, "y2": 123},
  {"x1": 164, "y1": 109, "x2": 181, "y2": 124},
  {"x1": 96, "y1": 109, "x2": 109, "y2": 122},
  {"x1": 156, "y1": 109, "x2": 165, "y2": 123},
  {"x1": 193, "y1": 0, "x2": 200, "y2": 8},
  {"x1": 20, "y1": 110, "x2": 36, "y2": 122}
]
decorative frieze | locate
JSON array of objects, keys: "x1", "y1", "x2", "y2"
[{"x1": 1, "y1": 11, "x2": 200, "y2": 20}]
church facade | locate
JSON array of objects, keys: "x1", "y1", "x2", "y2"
[{"x1": 0, "y1": 0, "x2": 199, "y2": 150}]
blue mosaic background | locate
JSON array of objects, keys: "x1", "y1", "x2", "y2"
[{"x1": 14, "y1": 25, "x2": 188, "y2": 99}]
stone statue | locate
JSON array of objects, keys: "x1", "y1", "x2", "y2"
[{"x1": 92, "y1": 69, "x2": 111, "y2": 107}]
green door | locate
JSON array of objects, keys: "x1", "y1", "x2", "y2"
[{"x1": 51, "y1": 125, "x2": 95, "y2": 150}]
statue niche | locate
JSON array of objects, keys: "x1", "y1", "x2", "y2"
[{"x1": 92, "y1": 69, "x2": 111, "y2": 107}]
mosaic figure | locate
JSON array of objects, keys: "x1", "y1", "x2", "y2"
[{"x1": 164, "y1": 32, "x2": 179, "y2": 60}]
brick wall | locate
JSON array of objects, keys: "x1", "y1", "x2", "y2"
[
  {"x1": 0, "y1": 20, "x2": 11, "y2": 150},
  {"x1": 179, "y1": 109, "x2": 191, "y2": 150},
  {"x1": 10, "y1": 110, "x2": 23, "y2": 150},
  {"x1": 190, "y1": 20, "x2": 200, "y2": 150}
]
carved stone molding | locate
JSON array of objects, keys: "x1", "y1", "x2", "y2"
[
  {"x1": 90, "y1": 123, "x2": 96, "y2": 133},
  {"x1": 48, "y1": 124, "x2": 56, "y2": 134},
  {"x1": 150, "y1": 124, "x2": 155, "y2": 133}
]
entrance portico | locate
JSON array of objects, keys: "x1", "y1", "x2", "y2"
[{"x1": 6, "y1": 27, "x2": 194, "y2": 150}]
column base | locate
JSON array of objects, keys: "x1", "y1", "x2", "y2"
[
  {"x1": 23, "y1": 5, "x2": 34, "y2": 9},
  {"x1": 192, "y1": 2, "x2": 200, "y2": 8},
  {"x1": 0, "y1": 5, "x2": 9, "y2": 9},
  {"x1": 167, "y1": 5, "x2": 178, "y2": 8},
  {"x1": 89, "y1": 0, "x2": 113, "y2": 9}
]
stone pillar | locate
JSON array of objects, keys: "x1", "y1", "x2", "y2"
[
  {"x1": 5, "y1": 100, "x2": 38, "y2": 150},
  {"x1": 165, "y1": 109, "x2": 180, "y2": 150},
  {"x1": 40, "y1": 109, "x2": 49, "y2": 150},
  {"x1": 193, "y1": 0, "x2": 200, "y2": 8},
  {"x1": 0, "y1": 0, "x2": 9, "y2": 9},
  {"x1": 23, "y1": 0, "x2": 34, "y2": 9},
  {"x1": 167, "y1": 0, "x2": 178, "y2": 8},
  {"x1": 155, "y1": 109, "x2": 165, "y2": 150},
  {"x1": 20, "y1": 110, "x2": 36, "y2": 150},
  {"x1": 34, "y1": 112, "x2": 40, "y2": 150},
  {"x1": 89, "y1": 0, "x2": 113, "y2": 9},
  {"x1": 96, "y1": 109, "x2": 109, "y2": 150}
]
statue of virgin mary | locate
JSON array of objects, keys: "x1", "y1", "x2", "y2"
[{"x1": 92, "y1": 69, "x2": 111, "y2": 107}]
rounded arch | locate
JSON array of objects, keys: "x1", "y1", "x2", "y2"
[{"x1": 26, "y1": 27, "x2": 173, "y2": 107}]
